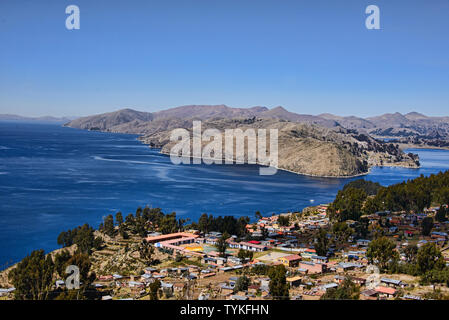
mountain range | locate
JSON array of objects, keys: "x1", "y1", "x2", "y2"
[
  {"x1": 0, "y1": 114, "x2": 76, "y2": 123},
  {"x1": 65, "y1": 105, "x2": 449, "y2": 141}
]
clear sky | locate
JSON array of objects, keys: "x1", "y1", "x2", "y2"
[{"x1": 0, "y1": 0, "x2": 448, "y2": 117}]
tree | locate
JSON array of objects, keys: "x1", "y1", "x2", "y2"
[
  {"x1": 421, "y1": 217, "x2": 434, "y2": 236},
  {"x1": 93, "y1": 237, "x2": 104, "y2": 250},
  {"x1": 67, "y1": 252, "x2": 95, "y2": 285},
  {"x1": 54, "y1": 249, "x2": 72, "y2": 278},
  {"x1": 103, "y1": 214, "x2": 115, "y2": 237},
  {"x1": 119, "y1": 223, "x2": 129, "y2": 239},
  {"x1": 343, "y1": 179, "x2": 382, "y2": 196},
  {"x1": 403, "y1": 244, "x2": 418, "y2": 264},
  {"x1": 366, "y1": 237, "x2": 399, "y2": 272},
  {"x1": 278, "y1": 215, "x2": 290, "y2": 227},
  {"x1": 416, "y1": 243, "x2": 445, "y2": 275},
  {"x1": 198, "y1": 213, "x2": 210, "y2": 234},
  {"x1": 314, "y1": 229, "x2": 329, "y2": 256},
  {"x1": 268, "y1": 265, "x2": 289, "y2": 300},
  {"x1": 115, "y1": 211, "x2": 123, "y2": 226},
  {"x1": 234, "y1": 275, "x2": 250, "y2": 293},
  {"x1": 216, "y1": 233, "x2": 229, "y2": 258},
  {"x1": 139, "y1": 239, "x2": 155, "y2": 265},
  {"x1": 159, "y1": 212, "x2": 179, "y2": 234},
  {"x1": 255, "y1": 211, "x2": 262, "y2": 221},
  {"x1": 237, "y1": 249, "x2": 253, "y2": 261},
  {"x1": 321, "y1": 278, "x2": 359, "y2": 300},
  {"x1": 327, "y1": 187, "x2": 368, "y2": 221},
  {"x1": 332, "y1": 222, "x2": 353, "y2": 250},
  {"x1": 149, "y1": 280, "x2": 161, "y2": 300},
  {"x1": 436, "y1": 206, "x2": 448, "y2": 222},
  {"x1": 74, "y1": 224, "x2": 96, "y2": 254},
  {"x1": 8, "y1": 250, "x2": 54, "y2": 300}
]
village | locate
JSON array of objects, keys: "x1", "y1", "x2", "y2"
[{"x1": 3, "y1": 203, "x2": 444, "y2": 301}]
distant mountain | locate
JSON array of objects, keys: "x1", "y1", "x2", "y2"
[
  {"x1": 65, "y1": 104, "x2": 343, "y2": 132},
  {"x1": 259, "y1": 106, "x2": 338, "y2": 127},
  {"x1": 65, "y1": 105, "x2": 449, "y2": 141},
  {"x1": 152, "y1": 104, "x2": 269, "y2": 120},
  {"x1": 65, "y1": 109, "x2": 153, "y2": 131},
  {"x1": 0, "y1": 114, "x2": 76, "y2": 122}
]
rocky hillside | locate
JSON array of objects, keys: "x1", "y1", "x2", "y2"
[
  {"x1": 140, "y1": 118, "x2": 419, "y2": 177},
  {"x1": 64, "y1": 105, "x2": 421, "y2": 177}
]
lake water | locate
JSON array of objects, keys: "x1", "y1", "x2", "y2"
[{"x1": 1, "y1": 121, "x2": 449, "y2": 268}]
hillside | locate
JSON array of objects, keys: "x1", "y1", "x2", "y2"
[
  {"x1": 65, "y1": 106, "x2": 422, "y2": 177},
  {"x1": 140, "y1": 118, "x2": 419, "y2": 177}
]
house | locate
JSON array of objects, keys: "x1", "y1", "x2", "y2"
[
  {"x1": 248, "y1": 285, "x2": 260, "y2": 294},
  {"x1": 351, "y1": 277, "x2": 366, "y2": 285},
  {"x1": 298, "y1": 261, "x2": 326, "y2": 274},
  {"x1": 300, "y1": 248, "x2": 316, "y2": 259},
  {"x1": 336, "y1": 262, "x2": 363, "y2": 273},
  {"x1": 356, "y1": 239, "x2": 371, "y2": 247},
  {"x1": 286, "y1": 276, "x2": 302, "y2": 287},
  {"x1": 361, "y1": 289, "x2": 378, "y2": 300},
  {"x1": 311, "y1": 255, "x2": 328, "y2": 263},
  {"x1": 278, "y1": 254, "x2": 302, "y2": 267},
  {"x1": 375, "y1": 286, "x2": 397, "y2": 298},
  {"x1": 173, "y1": 282, "x2": 186, "y2": 292},
  {"x1": 220, "y1": 284, "x2": 234, "y2": 296},
  {"x1": 321, "y1": 283, "x2": 338, "y2": 291},
  {"x1": 334, "y1": 275, "x2": 346, "y2": 284},
  {"x1": 381, "y1": 277, "x2": 406, "y2": 288}
]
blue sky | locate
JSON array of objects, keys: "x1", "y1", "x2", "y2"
[{"x1": 0, "y1": 0, "x2": 448, "y2": 117}]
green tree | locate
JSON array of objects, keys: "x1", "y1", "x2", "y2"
[
  {"x1": 234, "y1": 275, "x2": 250, "y2": 293},
  {"x1": 103, "y1": 214, "x2": 115, "y2": 237},
  {"x1": 115, "y1": 211, "x2": 123, "y2": 226},
  {"x1": 343, "y1": 179, "x2": 382, "y2": 196},
  {"x1": 74, "y1": 224, "x2": 96, "y2": 254},
  {"x1": 216, "y1": 233, "x2": 229, "y2": 258},
  {"x1": 314, "y1": 229, "x2": 329, "y2": 257},
  {"x1": 159, "y1": 212, "x2": 179, "y2": 234},
  {"x1": 237, "y1": 249, "x2": 253, "y2": 261},
  {"x1": 54, "y1": 249, "x2": 72, "y2": 279},
  {"x1": 328, "y1": 187, "x2": 368, "y2": 222},
  {"x1": 416, "y1": 243, "x2": 445, "y2": 275},
  {"x1": 278, "y1": 215, "x2": 290, "y2": 227},
  {"x1": 403, "y1": 244, "x2": 418, "y2": 264},
  {"x1": 139, "y1": 239, "x2": 155, "y2": 265},
  {"x1": 321, "y1": 278, "x2": 360, "y2": 300},
  {"x1": 332, "y1": 222, "x2": 353, "y2": 250},
  {"x1": 268, "y1": 265, "x2": 289, "y2": 300},
  {"x1": 421, "y1": 217, "x2": 434, "y2": 236},
  {"x1": 8, "y1": 250, "x2": 54, "y2": 300},
  {"x1": 436, "y1": 206, "x2": 448, "y2": 222},
  {"x1": 149, "y1": 280, "x2": 161, "y2": 300},
  {"x1": 366, "y1": 237, "x2": 399, "y2": 272}
]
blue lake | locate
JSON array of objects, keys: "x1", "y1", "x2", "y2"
[{"x1": 1, "y1": 121, "x2": 449, "y2": 268}]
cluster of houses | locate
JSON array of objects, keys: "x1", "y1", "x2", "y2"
[
  {"x1": 88, "y1": 207, "x2": 442, "y2": 300},
  {"x1": 3, "y1": 205, "x2": 445, "y2": 300}
]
